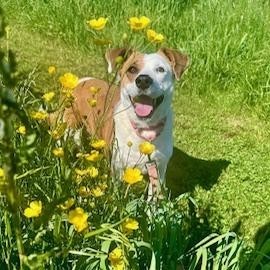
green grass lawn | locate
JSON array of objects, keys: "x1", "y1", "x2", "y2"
[{"x1": 1, "y1": 0, "x2": 270, "y2": 250}]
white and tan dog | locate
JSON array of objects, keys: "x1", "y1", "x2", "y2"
[{"x1": 63, "y1": 48, "x2": 188, "y2": 183}]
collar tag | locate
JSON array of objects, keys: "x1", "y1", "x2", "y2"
[{"x1": 146, "y1": 161, "x2": 160, "y2": 201}]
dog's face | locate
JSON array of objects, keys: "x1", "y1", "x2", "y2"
[{"x1": 106, "y1": 48, "x2": 188, "y2": 122}]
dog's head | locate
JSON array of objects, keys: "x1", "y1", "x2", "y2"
[{"x1": 106, "y1": 48, "x2": 188, "y2": 122}]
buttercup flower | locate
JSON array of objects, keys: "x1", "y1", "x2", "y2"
[
  {"x1": 147, "y1": 29, "x2": 164, "y2": 43},
  {"x1": 49, "y1": 123, "x2": 67, "y2": 140},
  {"x1": 0, "y1": 168, "x2": 6, "y2": 192},
  {"x1": 88, "y1": 166, "x2": 99, "y2": 178},
  {"x1": 52, "y1": 147, "x2": 64, "y2": 158},
  {"x1": 24, "y1": 201, "x2": 42, "y2": 218},
  {"x1": 0, "y1": 168, "x2": 5, "y2": 179},
  {"x1": 123, "y1": 218, "x2": 139, "y2": 233},
  {"x1": 89, "y1": 86, "x2": 100, "y2": 94},
  {"x1": 62, "y1": 88, "x2": 74, "y2": 99},
  {"x1": 78, "y1": 186, "x2": 91, "y2": 197},
  {"x1": 88, "y1": 99, "x2": 97, "y2": 107},
  {"x1": 30, "y1": 111, "x2": 48, "y2": 121},
  {"x1": 48, "y1": 66, "x2": 56, "y2": 75},
  {"x1": 42, "y1": 91, "x2": 55, "y2": 102},
  {"x1": 87, "y1": 17, "x2": 108, "y2": 30},
  {"x1": 128, "y1": 16, "x2": 150, "y2": 30},
  {"x1": 75, "y1": 168, "x2": 89, "y2": 176},
  {"x1": 91, "y1": 139, "x2": 106, "y2": 149},
  {"x1": 139, "y1": 141, "x2": 155, "y2": 155},
  {"x1": 100, "y1": 183, "x2": 108, "y2": 190},
  {"x1": 84, "y1": 150, "x2": 102, "y2": 162},
  {"x1": 16, "y1": 125, "x2": 26, "y2": 135},
  {"x1": 108, "y1": 247, "x2": 125, "y2": 270},
  {"x1": 59, "y1": 72, "x2": 79, "y2": 89},
  {"x1": 91, "y1": 186, "x2": 104, "y2": 197},
  {"x1": 123, "y1": 167, "x2": 143, "y2": 185},
  {"x1": 59, "y1": 198, "x2": 75, "y2": 210},
  {"x1": 68, "y1": 207, "x2": 88, "y2": 232}
]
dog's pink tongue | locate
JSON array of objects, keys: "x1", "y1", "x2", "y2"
[
  {"x1": 135, "y1": 104, "x2": 153, "y2": 117},
  {"x1": 134, "y1": 96, "x2": 153, "y2": 117}
]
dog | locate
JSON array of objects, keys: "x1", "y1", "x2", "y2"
[{"x1": 62, "y1": 47, "x2": 188, "y2": 185}]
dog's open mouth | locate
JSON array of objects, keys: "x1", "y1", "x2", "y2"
[{"x1": 130, "y1": 94, "x2": 164, "y2": 118}]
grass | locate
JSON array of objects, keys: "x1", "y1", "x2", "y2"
[
  {"x1": 3, "y1": 0, "x2": 270, "y2": 116},
  {"x1": 1, "y1": 0, "x2": 270, "y2": 268}
]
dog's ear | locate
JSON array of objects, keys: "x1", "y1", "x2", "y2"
[
  {"x1": 158, "y1": 48, "x2": 189, "y2": 80},
  {"x1": 105, "y1": 48, "x2": 132, "y2": 73}
]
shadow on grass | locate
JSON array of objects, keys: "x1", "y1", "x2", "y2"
[
  {"x1": 241, "y1": 222, "x2": 270, "y2": 268},
  {"x1": 166, "y1": 146, "x2": 230, "y2": 197},
  {"x1": 165, "y1": 147, "x2": 232, "y2": 260}
]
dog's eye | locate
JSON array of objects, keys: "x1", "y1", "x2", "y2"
[
  {"x1": 128, "y1": 66, "x2": 138, "y2": 74},
  {"x1": 156, "y1": 66, "x2": 165, "y2": 73}
]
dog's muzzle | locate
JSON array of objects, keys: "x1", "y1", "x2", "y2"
[{"x1": 129, "y1": 94, "x2": 164, "y2": 118}]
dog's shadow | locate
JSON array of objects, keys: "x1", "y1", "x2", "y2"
[{"x1": 166, "y1": 147, "x2": 230, "y2": 197}]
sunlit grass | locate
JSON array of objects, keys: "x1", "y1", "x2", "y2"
[{"x1": 2, "y1": 0, "x2": 270, "y2": 115}]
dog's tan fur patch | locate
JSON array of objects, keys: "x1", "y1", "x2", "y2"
[
  {"x1": 63, "y1": 79, "x2": 120, "y2": 145},
  {"x1": 119, "y1": 52, "x2": 145, "y2": 87}
]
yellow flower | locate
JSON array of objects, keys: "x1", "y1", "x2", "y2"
[
  {"x1": 24, "y1": 201, "x2": 42, "y2": 218},
  {"x1": 48, "y1": 66, "x2": 56, "y2": 75},
  {"x1": 87, "y1": 17, "x2": 108, "y2": 30},
  {"x1": 88, "y1": 99, "x2": 97, "y2": 107},
  {"x1": 91, "y1": 139, "x2": 106, "y2": 149},
  {"x1": 84, "y1": 150, "x2": 102, "y2": 162},
  {"x1": 122, "y1": 218, "x2": 139, "y2": 233},
  {"x1": 108, "y1": 247, "x2": 125, "y2": 270},
  {"x1": 30, "y1": 111, "x2": 48, "y2": 121},
  {"x1": 62, "y1": 88, "x2": 74, "y2": 99},
  {"x1": 78, "y1": 186, "x2": 91, "y2": 197},
  {"x1": 52, "y1": 147, "x2": 64, "y2": 158},
  {"x1": 123, "y1": 167, "x2": 143, "y2": 185},
  {"x1": 87, "y1": 166, "x2": 99, "y2": 178},
  {"x1": 91, "y1": 186, "x2": 104, "y2": 197},
  {"x1": 0, "y1": 168, "x2": 5, "y2": 179},
  {"x1": 75, "y1": 168, "x2": 89, "y2": 176},
  {"x1": 128, "y1": 16, "x2": 150, "y2": 30},
  {"x1": 16, "y1": 125, "x2": 26, "y2": 135},
  {"x1": 139, "y1": 141, "x2": 155, "y2": 155},
  {"x1": 42, "y1": 91, "x2": 55, "y2": 102},
  {"x1": 59, "y1": 198, "x2": 75, "y2": 210},
  {"x1": 146, "y1": 29, "x2": 164, "y2": 43},
  {"x1": 89, "y1": 86, "x2": 100, "y2": 94},
  {"x1": 0, "y1": 168, "x2": 6, "y2": 192},
  {"x1": 68, "y1": 207, "x2": 88, "y2": 232},
  {"x1": 49, "y1": 123, "x2": 67, "y2": 140},
  {"x1": 100, "y1": 183, "x2": 108, "y2": 190},
  {"x1": 59, "y1": 72, "x2": 79, "y2": 89}
]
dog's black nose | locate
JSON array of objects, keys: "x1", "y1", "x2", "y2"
[{"x1": 135, "y1": 74, "x2": 153, "y2": 90}]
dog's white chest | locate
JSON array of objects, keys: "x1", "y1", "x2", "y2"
[{"x1": 112, "y1": 103, "x2": 173, "y2": 180}]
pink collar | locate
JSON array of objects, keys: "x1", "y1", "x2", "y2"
[{"x1": 130, "y1": 118, "x2": 166, "y2": 141}]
